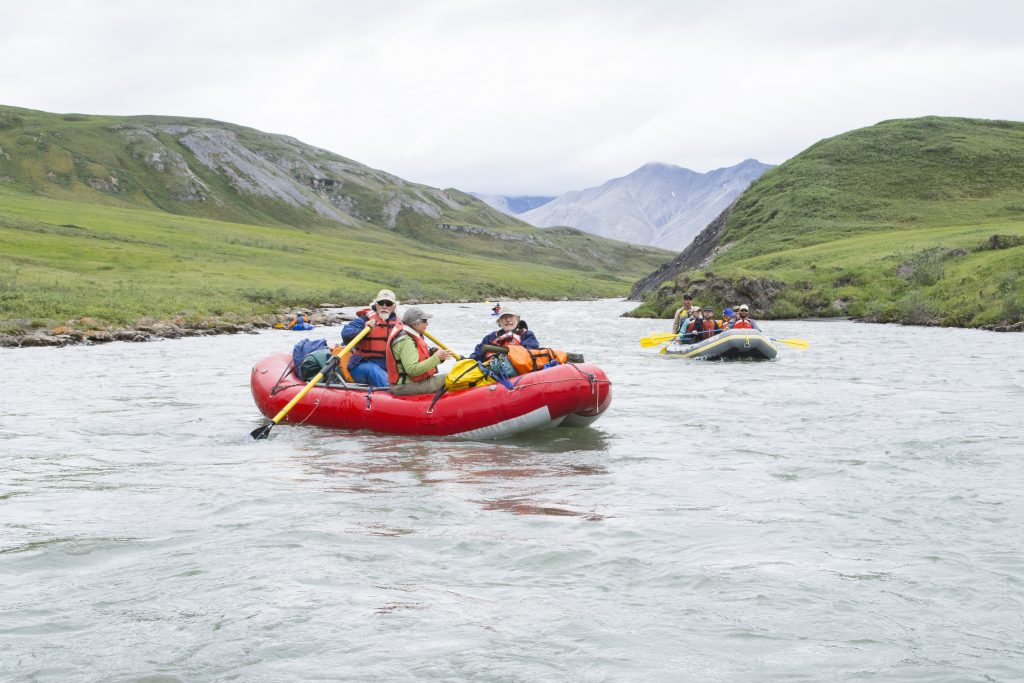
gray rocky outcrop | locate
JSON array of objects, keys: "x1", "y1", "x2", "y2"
[{"x1": 629, "y1": 200, "x2": 736, "y2": 299}]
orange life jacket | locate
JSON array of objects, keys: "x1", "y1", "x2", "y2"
[
  {"x1": 386, "y1": 328, "x2": 437, "y2": 384},
  {"x1": 351, "y1": 309, "x2": 401, "y2": 360},
  {"x1": 733, "y1": 319, "x2": 753, "y2": 329}
]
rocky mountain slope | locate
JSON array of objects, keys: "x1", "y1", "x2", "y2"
[
  {"x1": 0, "y1": 104, "x2": 674, "y2": 332},
  {"x1": 0, "y1": 105, "x2": 522, "y2": 234},
  {"x1": 517, "y1": 159, "x2": 772, "y2": 250}
]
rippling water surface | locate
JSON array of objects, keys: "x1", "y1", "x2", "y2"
[{"x1": 2, "y1": 300, "x2": 1022, "y2": 681}]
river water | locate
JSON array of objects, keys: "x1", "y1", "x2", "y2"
[{"x1": 2, "y1": 299, "x2": 1022, "y2": 682}]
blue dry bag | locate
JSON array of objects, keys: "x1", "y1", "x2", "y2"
[{"x1": 292, "y1": 338, "x2": 328, "y2": 369}]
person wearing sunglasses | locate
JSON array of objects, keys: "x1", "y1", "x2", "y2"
[
  {"x1": 341, "y1": 288, "x2": 402, "y2": 387},
  {"x1": 386, "y1": 307, "x2": 454, "y2": 396},
  {"x1": 731, "y1": 304, "x2": 760, "y2": 330}
]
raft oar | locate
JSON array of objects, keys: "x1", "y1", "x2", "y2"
[
  {"x1": 640, "y1": 332, "x2": 679, "y2": 347},
  {"x1": 772, "y1": 337, "x2": 809, "y2": 349},
  {"x1": 422, "y1": 330, "x2": 462, "y2": 361},
  {"x1": 250, "y1": 326, "x2": 371, "y2": 440},
  {"x1": 641, "y1": 330, "x2": 810, "y2": 349}
]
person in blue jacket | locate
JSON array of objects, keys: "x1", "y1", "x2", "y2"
[{"x1": 470, "y1": 310, "x2": 540, "y2": 361}]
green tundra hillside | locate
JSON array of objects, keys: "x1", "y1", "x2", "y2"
[
  {"x1": 629, "y1": 116, "x2": 1024, "y2": 329},
  {"x1": 0, "y1": 105, "x2": 671, "y2": 332}
]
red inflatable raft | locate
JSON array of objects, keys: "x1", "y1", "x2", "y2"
[{"x1": 250, "y1": 353, "x2": 612, "y2": 439}]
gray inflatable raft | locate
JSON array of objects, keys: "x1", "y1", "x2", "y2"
[{"x1": 663, "y1": 328, "x2": 778, "y2": 360}]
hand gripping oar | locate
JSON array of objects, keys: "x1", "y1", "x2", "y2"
[
  {"x1": 771, "y1": 337, "x2": 809, "y2": 348},
  {"x1": 250, "y1": 326, "x2": 372, "y2": 440}
]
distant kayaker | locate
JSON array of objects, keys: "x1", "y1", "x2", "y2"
[
  {"x1": 470, "y1": 310, "x2": 540, "y2": 361},
  {"x1": 731, "y1": 304, "x2": 760, "y2": 330},
  {"x1": 387, "y1": 307, "x2": 454, "y2": 396},
  {"x1": 492, "y1": 303, "x2": 502, "y2": 315},
  {"x1": 671, "y1": 293, "x2": 695, "y2": 334},
  {"x1": 341, "y1": 288, "x2": 401, "y2": 387},
  {"x1": 693, "y1": 306, "x2": 722, "y2": 340}
]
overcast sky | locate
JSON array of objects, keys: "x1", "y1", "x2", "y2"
[{"x1": 3, "y1": 0, "x2": 1023, "y2": 194}]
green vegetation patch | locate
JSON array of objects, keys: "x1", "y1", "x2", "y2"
[
  {"x1": 629, "y1": 117, "x2": 1024, "y2": 329},
  {"x1": 0, "y1": 191, "x2": 669, "y2": 330}
]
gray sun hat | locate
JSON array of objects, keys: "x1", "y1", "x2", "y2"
[{"x1": 401, "y1": 306, "x2": 433, "y2": 326}]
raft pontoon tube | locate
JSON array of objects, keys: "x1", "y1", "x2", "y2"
[
  {"x1": 663, "y1": 328, "x2": 778, "y2": 360},
  {"x1": 251, "y1": 352, "x2": 612, "y2": 439}
]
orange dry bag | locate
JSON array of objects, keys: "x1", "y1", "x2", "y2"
[{"x1": 505, "y1": 346, "x2": 569, "y2": 374}]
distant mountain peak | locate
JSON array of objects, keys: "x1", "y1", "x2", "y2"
[{"x1": 516, "y1": 159, "x2": 773, "y2": 250}]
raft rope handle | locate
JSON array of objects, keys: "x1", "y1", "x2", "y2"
[
  {"x1": 566, "y1": 364, "x2": 601, "y2": 412},
  {"x1": 365, "y1": 386, "x2": 374, "y2": 411},
  {"x1": 269, "y1": 361, "x2": 329, "y2": 421},
  {"x1": 270, "y1": 361, "x2": 299, "y2": 397},
  {"x1": 292, "y1": 392, "x2": 324, "y2": 426}
]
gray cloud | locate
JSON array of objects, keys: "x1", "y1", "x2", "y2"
[{"x1": 1, "y1": 0, "x2": 1022, "y2": 194}]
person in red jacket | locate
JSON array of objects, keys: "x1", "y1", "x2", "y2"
[{"x1": 731, "y1": 304, "x2": 760, "y2": 330}]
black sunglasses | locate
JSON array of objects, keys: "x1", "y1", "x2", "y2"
[{"x1": 377, "y1": 300, "x2": 395, "y2": 306}]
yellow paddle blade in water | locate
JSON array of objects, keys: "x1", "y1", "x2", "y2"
[{"x1": 772, "y1": 338, "x2": 810, "y2": 349}]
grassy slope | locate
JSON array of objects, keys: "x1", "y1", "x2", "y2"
[
  {"x1": 634, "y1": 117, "x2": 1024, "y2": 328},
  {"x1": 0, "y1": 190, "x2": 667, "y2": 330},
  {"x1": 0, "y1": 105, "x2": 672, "y2": 330}
]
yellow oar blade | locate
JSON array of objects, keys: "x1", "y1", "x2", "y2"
[
  {"x1": 773, "y1": 337, "x2": 810, "y2": 349},
  {"x1": 640, "y1": 332, "x2": 678, "y2": 347}
]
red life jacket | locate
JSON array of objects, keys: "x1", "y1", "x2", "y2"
[
  {"x1": 733, "y1": 318, "x2": 753, "y2": 329},
  {"x1": 696, "y1": 318, "x2": 720, "y2": 340},
  {"x1": 481, "y1": 331, "x2": 522, "y2": 360},
  {"x1": 493, "y1": 332, "x2": 522, "y2": 348},
  {"x1": 386, "y1": 328, "x2": 437, "y2": 384},
  {"x1": 351, "y1": 309, "x2": 400, "y2": 360}
]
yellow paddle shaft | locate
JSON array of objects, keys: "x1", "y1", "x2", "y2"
[
  {"x1": 267, "y1": 325, "x2": 371, "y2": 426},
  {"x1": 422, "y1": 329, "x2": 462, "y2": 361}
]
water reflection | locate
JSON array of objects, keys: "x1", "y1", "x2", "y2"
[{"x1": 291, "y1": 428, "x2": 610, "y2": 518}]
